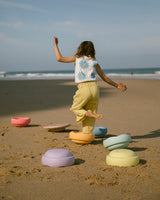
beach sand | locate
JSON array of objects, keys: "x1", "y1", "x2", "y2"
[{"x1": 0, "y1": 79, "x2": 160, "y2": 200}]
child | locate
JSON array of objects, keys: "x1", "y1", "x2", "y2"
[{"x1": 53, "y1": 36, "x2": 127, "y2": 134}]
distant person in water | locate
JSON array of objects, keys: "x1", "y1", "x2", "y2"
[{"x1": 53, "y1": 36, "x2": 127, "y2": 134}]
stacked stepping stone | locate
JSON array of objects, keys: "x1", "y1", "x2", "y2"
[{"x1": 103, "y1": 134, "x2": 139, "y2": 167}]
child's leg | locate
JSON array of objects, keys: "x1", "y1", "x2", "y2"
[
  {"x1": 70, "y1": 85, "x2": 91, "y2": 123},
  {"x1": 82, "y1": 116, "x2": 96, "y2": 133},
  {"x1": 70, "y1": 82, "x2": 102, "y2": 133},
  {"x1": 82, "y1": 93, "x2": 99, "y2": 133}
]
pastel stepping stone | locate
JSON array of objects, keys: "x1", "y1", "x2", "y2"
[
  {"x1": 103, "y1": 134, "x2": 131, "y2": 150},
  {"x1": 93, "y1": 127, "x2": 107, "y2": 138},
  {"x1": 43, "y1": 123, "x2": 71, "y2": 132},
  {"x1": 69, "y1": 131, "x2": 95, "y2": 144},
  {"x1": 11, "y1": 117, "x2": 31, "y2": 127},
  {"x1": 106, "y1": 149, "x2": 139, "y2": 167},
  {"x1": 41, "y1": 149, "x2": 75, "y2": 167}
]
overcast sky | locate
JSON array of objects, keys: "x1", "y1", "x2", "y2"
[{"x1": 0, "y1": 0, "x2": 160, "y2": 72}]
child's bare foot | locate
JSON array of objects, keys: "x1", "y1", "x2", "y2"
[{"x1": 85, "y1": 110, "x2": 103, "y2": 119}]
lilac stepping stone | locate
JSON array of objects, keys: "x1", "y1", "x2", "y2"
[{"x1": 41, "y1": 149, "x2": 75, "y2": 167}]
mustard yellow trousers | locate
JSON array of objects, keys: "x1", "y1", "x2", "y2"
[{"x1": 70, "y1": 81, "x2": 99, "y2": 133}]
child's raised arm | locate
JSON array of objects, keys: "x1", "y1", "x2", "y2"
[
  {"x1": 96, "y1": 64, "x2": 127, "y2": 92},
  {"x1": 53, "y1": 36, "x2": 76, "y2": 63}
]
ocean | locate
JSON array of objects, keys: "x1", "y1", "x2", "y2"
[{"x1": 0, "y1": 67, "x2": 160, "y2": 80}]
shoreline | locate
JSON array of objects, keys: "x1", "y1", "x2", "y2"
[
  {"x1": 0, "y1": 76, "x2": 160, "y2": 81},
  {"x1": 0, "y1": 67, "x2": 160, "y2": 81}
]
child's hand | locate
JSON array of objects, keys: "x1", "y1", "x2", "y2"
[
  {"x1": 53, "y1": 36, "x2": 58, "y2": 46},
  {"x1": 117, "y1": 83, "x2": 127, "y2": 91}
]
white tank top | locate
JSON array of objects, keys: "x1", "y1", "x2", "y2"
[{"x1": 75, "y1": 56, "x2": 98, "y2": 83}]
